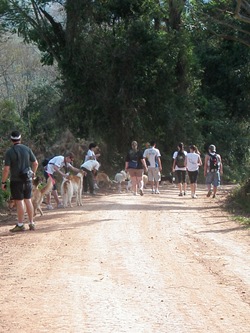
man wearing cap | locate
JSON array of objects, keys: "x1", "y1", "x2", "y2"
[
  {"x1": 204, "y1": 144, "x2": 223, "y2": 198},
  {"x1": 1, "y1": 131, "x2": 38, "y2": 232}
]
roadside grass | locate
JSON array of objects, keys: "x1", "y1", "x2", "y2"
[{"x1": 226, "y1": 179, "x2": 250, "y2": 227}]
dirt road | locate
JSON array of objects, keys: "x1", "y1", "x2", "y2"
[{"x1": 0, "y1": 184, "x2": 249, "y2": 333}]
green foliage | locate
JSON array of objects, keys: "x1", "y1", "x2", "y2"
[
  {"x1": 0, "y1": 180, "x2": 10, "y2": 208},
  {"x1": 0, "y1": 99, "x2": 28, "y2": 158},
  {"x1": 227, "y1": 179, "x2": 250, "y2": 220},
  {"x1": 0, "y1": 0, "x2": 249, "y2": 185},
  {"x1": 0, "y1": 100, "x2": 20, "y2": 135},
  {"x1": 22, "y1": 84, "x2": 62, "y2": 149}
]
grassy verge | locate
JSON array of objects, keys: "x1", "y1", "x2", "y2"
[{"x1": 226, "y1": 179, "x2": 250, "y2": 227}]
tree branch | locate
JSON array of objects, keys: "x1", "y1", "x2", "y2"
[{"x1": 235, "y1": 0, "x2": 250, "y2": 24}]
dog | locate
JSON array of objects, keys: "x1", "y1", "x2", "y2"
[
  {"x1": 114, "y1": 170, "x2": 130, "y2": 193},
  {"x1": 126, "y1": 180, "x2": 132, "y2": 192},
  {"x1": 61, "y1": 172, "x2": 83, "y2": 207},
  {"x1": 96, "y1": 172, "x2": 112, "y2": 188},
  {"x1": 126, "y1": 174, "x2": 148, "y2": 192},
  {"x1": 7, "y1": 177, "x2": 53, "y2": 216},
  {"x1": 142, "y1": 174, "x2": 148, "y2": 189},
  {"x1": 32, "y1": 176, "x2": 53, "y2": 216}
]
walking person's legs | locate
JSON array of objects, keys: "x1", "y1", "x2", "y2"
[
  {"x1": 176, "y1": 170, "x2": 183, "y2": 196},
  {"x1": 182, "y1": 171, "x2": 187, "y2": 195},
  {"x1": 15, "y1": 200, "x2": 25, "y2": 224},
  {"x1": 24, "y1": 198, "x2": 36, "y2": 229}
]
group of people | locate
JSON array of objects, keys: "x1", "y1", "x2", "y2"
[
  {"x1": 172, "y1": 142, "x2": 223, "y2": 199},
  {"x1": 1, "y1": 132, "x2": 101, "y2": 232},
  {"x1": 125, "y1": 140, "x2": 223, "y2": 199},
  {"x1": 125, "y1": 140, "x2": 162, "y2": 196},
  {"x1": 43, "y1": 143, "x2": 101, "y2": 209},
  {"x1": 1, "y1": 130, "x2": 223, "y2": 232}
]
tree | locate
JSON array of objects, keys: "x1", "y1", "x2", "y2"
[
  {"x1": 0, "y1": 1, "x2": 195, "y2": 148},
  {"x1": 189, "y1": 0, "x2": 250, "y2": 47},
  {"x1": 0, "y1": 34, "x2": 58, "y2": 117},
  {"x1": 235, "y1": 0, "x2": 250, "y2": 24}
]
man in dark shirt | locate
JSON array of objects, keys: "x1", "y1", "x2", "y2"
[{"x1": 1, "y1": 131, "x2": 38, "y2": 232}]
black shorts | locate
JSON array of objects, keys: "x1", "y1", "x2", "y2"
[
  {"x1": 188, "y1": 170, "x2": 199, "y2": 184},
  {"x1": 176, "y1": 170, "x2": 187, "y2": 184},
  {"x1": 10, "y1": 181, "x2": 32, "y2": 200}
]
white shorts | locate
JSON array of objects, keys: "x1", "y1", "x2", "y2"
[{"x1": 148, "y1": 168, "x2": 161, "y2": 182}]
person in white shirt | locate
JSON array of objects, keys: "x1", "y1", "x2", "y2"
[
  {"x1": 143, "y1": 141, "x2": 162, "y2": 194},
  {"x1": 45, "y1": 152, "x2": 80, "y2": 209},
  {"x1": 84, "y1": 143, "x2": 101, "y2": 162},
  {"x1": 186, "y1": 145, "x2": 202, "y2": 198},
  {"x1": 81, "y1": 159, "x2": 100, "y2": 195},
  {"x1": 84, "y1": 143, "x2": 101, "y2": 190},
  {"x1": 172, "y1": 142, "x2": 187, "y2": 196}
]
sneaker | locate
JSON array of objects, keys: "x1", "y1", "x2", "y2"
[
  {"x1": 47, "y1": 204, "x2": 54, "y2": 210},
  {"x1": 151, "y1": 189, "x2": 155, "y2": 194},
  {"x1": 178, "y1": 192, "x2": 183, "y2": 196},
  {"x1": 207, "y1": 190, "x2": 212, "y2": 198},
  {"x1": 193, "y1": 194, "x2": 198, "y2": 199},
  {"x1": 10, "y1": 224, "x2": 25, "y2": 232},
  {"x1": 57, "y1": 203, "x2": 64, "y2": 208},
  {"x1": 133, "y1": 192, "x2": 138, "y2": 196},
  {"x1": 139, "y1": 189, "x2": 144, "y2": 196},
  {"x1": 155, "y1": 189, "x2": 160, "y2": 194},
  {"x1": 94, "y1": 183, "x2": 99, "y2": 190},
  {"x1": 212, "y1": 194, "x2": 216, "y2": 198},
  {"x1": 29, "y1": 223, "x2": 36, "y2": 231},
  {"x1": 183, "y1": 192, "x2": 186, "y2": 196}
]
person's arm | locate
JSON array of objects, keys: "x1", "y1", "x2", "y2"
[
  {"x1": 54, "y1": 165, "x2": 69, "y2": 178},
  {"x1": 32, "y1": 160, "x2": 39, "y2": 176},
  {"x1": 158, "y1": 157, "x2": 162, "y2": 171},
  {"x1": 184, "y1": 156, "x2": 187, "y2": 170},
  {"x1": 141, "y1": 158, "x2": 148, "y2": 172},
  {"x1": 172, "y1": 158, "x2": 176, "y2": 172},
  {"x1": 198, "y1": 155, "x2": 202, "y2": 167},
  {"x1": 68, "y1": 164, "x2": 81, "y2": 173},
  {"x1": 1, "y1": 166, "x2": 10, "y2": 190}
]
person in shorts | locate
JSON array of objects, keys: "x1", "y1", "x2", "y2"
[
  {"x1": 1, "y1": 131, "x2": 38, "y2": 232},
  {"x1": 172, "y1": 142, "x2": 187, "y2": 196},
  {"x1": 186, "y1": 145, "x2": 202, "y2": 198},
  {"x1": 143, "y1": 141, "x2": 162, "y2": 194},
  {"x1": 125, "y1": 141, "x2": 148, "y2": 196},
  {"x1": 204, "y1": 144, "x2": 223, "y2": 198}
]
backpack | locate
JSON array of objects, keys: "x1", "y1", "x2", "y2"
[
  {"x1": 209, "y1": 153, "x2": 219, "y2": 171},
  {"x1": 176, "y1": 151, "x2": 186, "y2": 168},
  {"x1": 128, "y1": 150, "x2": 138, "y2": 169},
  {"x1": 41, "y1": 156, "x2": 55, "y2": 168}
]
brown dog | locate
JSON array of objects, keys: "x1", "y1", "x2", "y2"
[
  {"x1": 32, "y1": 177, "x2": 53, "y2": 216},
  {"x1": 96, "y1": 172, "x2": 112, "y2": 188}
]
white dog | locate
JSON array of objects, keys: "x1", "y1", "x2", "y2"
[
  {"x1": 61, "y1": 172, "x2": 83, "y2": 207},
  {"x1": 126, "y1": 180, "x2": 132, "y2": 192},
  {"x1": 126, "y1": 174, "x2": 148, "y2": 192},
  {"x1": 142, "y1": 174, "x2": 148, "y2": 189},
  {"x1": 114, "y1": 170, "x2": 130, "y2": 193}
]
